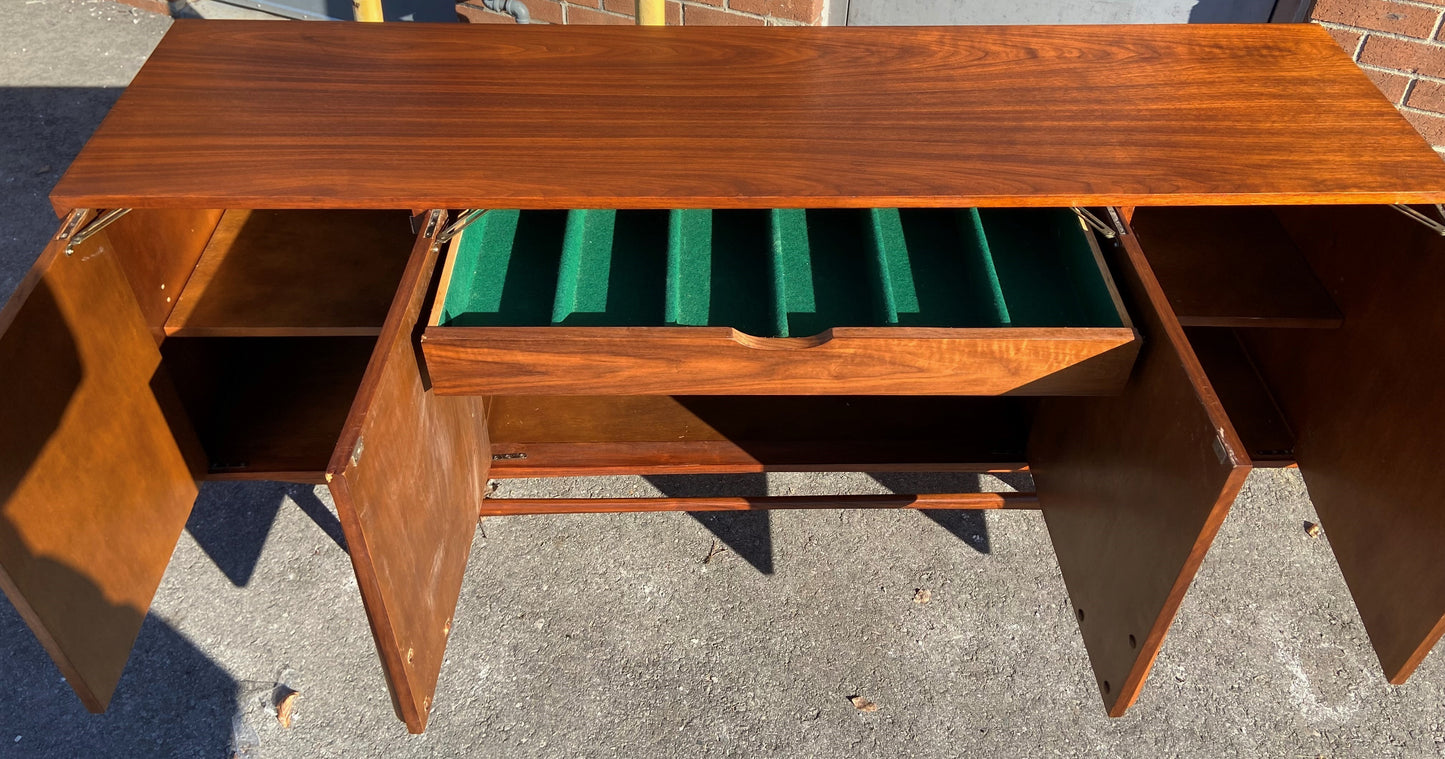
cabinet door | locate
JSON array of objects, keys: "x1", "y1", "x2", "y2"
[
  {"x1": 1029, "y1": 219, "x2": 1250, "y2": 715},
  {"x1": 0, "y1": 212, "x2": 199, "y2": 710},
  {"x1": 325, "y1": 211, "x2": 490, "y2": 733},
  {"x1": 1239, "y1": 205, "x2": 1445, "y2": 684}
]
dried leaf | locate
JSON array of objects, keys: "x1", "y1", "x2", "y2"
[
  {"x1": 276, "y1": 690, "x2": 299, "y2": 728},
  {"x1": 849, "y1": 695, "x2": 878, "y2": 712},
  {"x1": 912, "y1": 588, "x2": 931, "y2": 604},
  {"x1": 1305, "y1": 521, "x2": 1322, "y2": 538}
]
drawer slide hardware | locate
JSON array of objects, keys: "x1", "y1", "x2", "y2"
[
  {"x1": 435, "y1": 208, "x2": 487, "y2": 246},
  {"x1": 1073, "y1": 207, "x2": 1120, "y2": 239},
  {"x1": 59, "y1": 208, "x2": 131, "y2": 255},
  {"x1": 1391, "y1": 203, "x2": 1445, "y2": 236}
]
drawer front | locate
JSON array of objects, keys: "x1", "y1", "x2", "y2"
[
  {"x1": 422, "y1": 325, "x2": 1137, "y2": 395},
  {"x1": 422, "y1": 207, "x2": 1138, "y2": 396}
]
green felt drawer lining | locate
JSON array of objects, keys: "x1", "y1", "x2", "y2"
[{"x1": 436, "y1": 208, "x2": 1121, "y2": 335}]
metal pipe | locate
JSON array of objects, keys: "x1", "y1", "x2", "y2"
[
  {"x1": 352, "y1": 0, "x2": 384, "y2": 21},
  {"x1": 635, "y1": 0, "x2": 663, "y2": 24},
  {"x1": 482, "y1": 0, "x2": 531, "y2": 23}
]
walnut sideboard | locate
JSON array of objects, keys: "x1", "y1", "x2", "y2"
[{"x1": 5, "y1": 21, "x2": 1445, "y2": 733}]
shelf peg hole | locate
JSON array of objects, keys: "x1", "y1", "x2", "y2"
[
  {"x1": 1076, "y1": 608, "x2": 1085, "y2": 622},
  {"x1": 1128, "y1": 634, "x2": 1136, "y2": 649},
  {"x1": 1102, "y1": 680, "x2": 1111, "y2": 695}
]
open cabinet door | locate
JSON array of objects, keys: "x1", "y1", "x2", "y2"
[
  {"x1": 326, "y1": 210, "x2": 491, "y2": 733},
  {"x1": 1029, "y1": 219, "x2": 1251, "y2": 715},
  {"x1": 1239, "y1": 205, "x2": 1445, "y2": 684},
  {"x1": 0, "y1": 212, "x2": 200, "y2": 711}
]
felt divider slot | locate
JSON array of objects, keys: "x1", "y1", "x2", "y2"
[
  {"x1": 978, "y1": 208, "x2": 1124, "y2": 327},
  {"x1": 438, "y1": 207, "x2": 1122, "y2": 333}
]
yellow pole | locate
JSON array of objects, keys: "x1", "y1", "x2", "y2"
[
  {"x1": 635, "y1": 0, "x2": 664, "y2": 24},
  {"x1": 353, "y1": 0, "x2": 384, "y2": 22}
]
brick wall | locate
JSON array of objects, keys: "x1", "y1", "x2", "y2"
[
  {"x1": 457, "y1": 0, "x2": 823, "y2": 26},
  {"x1": 1313, "y1": 0, "x2": 1445, "y2": 154}
]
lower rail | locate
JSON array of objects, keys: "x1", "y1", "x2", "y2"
[{"x1": 479, "y1": 492, "x2": 1039, "y2": 516}]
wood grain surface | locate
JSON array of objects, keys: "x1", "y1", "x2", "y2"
[
  {"x1": 165, "y1": 210, "x2": 417, "y2": 337},
  {"x1": 1240, "y1": 205, "x2": 1445, "y2": 684},
  {"x1": 420, "y1": 326, "x2": 1140, "y2": 396},
  {"x1": 51, "y1": 23, "x2": 1445, "y2": 212},
  {"x1": 479, "y1": 493, "x2": 1040, "y2": 516},
  {"x1": 1130, "y1": 207, "x2": 1343, "y2": 329},
  {"x1": 102, "y1": 208, "x2": 223, "y2": 342},
  {"x1": 1029, "y1": 222, "x2": 1250, "y2": 715},
  {"x1": 326, "y1": 213, "x2": 491, "y2": 732},
  {"x1": 0, "y1": 214, "x2": 199, "y2": 711}
]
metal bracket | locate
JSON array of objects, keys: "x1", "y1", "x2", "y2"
[
  {"x1": 1073, "y1": 207, "x2": 1119, "y2": 239},
  {"x1": 423, "y1": 208, "x2": 442, "y2": 239},
  {"x1": 59, "y1": 208, "x2": 131, "y2": 255},
  {"x1": 1106, "y1": 206, "x2": 1129, "y2": 236},
  {"x1": 436, "y1": 209, "x2": 487, "y2": 245},
  {"x1": 1391, "y1": 203, "x2": 1445, "y2": 236}
]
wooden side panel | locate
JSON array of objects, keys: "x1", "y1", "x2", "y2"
[
  {"x1": 326, "y1": 212, "x2": 490, "y2": 733},
  {"x1": 103, "y1": 207, "x2": 224, "y2": 341},
  {"x1": 0, "y1": 215, "x2": 199, "y2": 710},
  {"x1": 1240, "y1": 205, "x2": 1445, "y2": 683},
  {"x1": 1029, "y1": 225, "x2": 1250, "y2": 715},
  {"x1": 1130, "y1": 206, "x2": 1342, "y2": 329}
]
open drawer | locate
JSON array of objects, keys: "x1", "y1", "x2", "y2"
[{"x1": 420, "y1": 207, "x2": 1140, "y2": 396}]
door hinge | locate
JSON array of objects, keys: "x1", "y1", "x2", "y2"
[{"x1": 58, "y1": 208, "x2": 131, "y2": 256}]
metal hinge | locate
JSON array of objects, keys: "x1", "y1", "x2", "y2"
[
  {"x1": 1073, "y1": 207, "x2": 1121, "y2": 239},
  {"x1": 436, "y1": 209, "x2": 488, "y2": 245},
  {"x1": 58, "y1": 208, "x2": 132, "y2": 255},
  {"x1": 1391, "y1": 203, "x2": 1445, "y2": 236}
]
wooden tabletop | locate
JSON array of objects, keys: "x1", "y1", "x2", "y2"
[{"x1": 51, "y1": 21, "x2": 1445, "y2": 212}]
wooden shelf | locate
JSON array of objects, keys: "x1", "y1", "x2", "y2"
[
  {"x1": 164, "y1": 210, "x2": 416, "y2": 337},
  {"x1": 1186, "y1": 327, "x2": 1295, "y2": 465},
  {"x1": 162, "y1": 336, "x2": 375, "y2": 482},
  {"x1": 1131, "y1": 207, "x2": 1342, "y2": 329}
]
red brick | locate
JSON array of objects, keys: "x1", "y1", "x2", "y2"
[
  {"x1": 457, "y1": 3, "x2": 520, "y2": 22},
  {"x1": 726, "y1": 0, "x2": 820, "y2": 22},
  {"x1": 1364, "y1": 66, "x2": 1413, "y2": 102},
  {"x1": 1408, "y1": 78, "x2": 1445, "y2": 111},
  {"x1": 1313, "y1": 0, "x2": 1439, "y2": 38},
  {"x1": 1402, "y1": 107, "x2": 1445, "y2": 147},
  {"x1": 1321, "y1": 24, "x2": 1364, "y2": 55},
  {"x1": 566, "y1": 0, "x2": 602, "y2": 8},
  {"x1": 567, "y1": 4, "x2": 634, "y2": 22},
  {"x1": 525, "y1": 0, "x2": 565, "y2": 22},
  {"x1": 667, "y1": 1, "x2": 683, "y2": 24},
  {"x1": 1360, "y1": 35, "x2": 1445, "y2": 78},
  {"x1": 684, "y1": 3, "x2": 763, "y2": 23}
]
